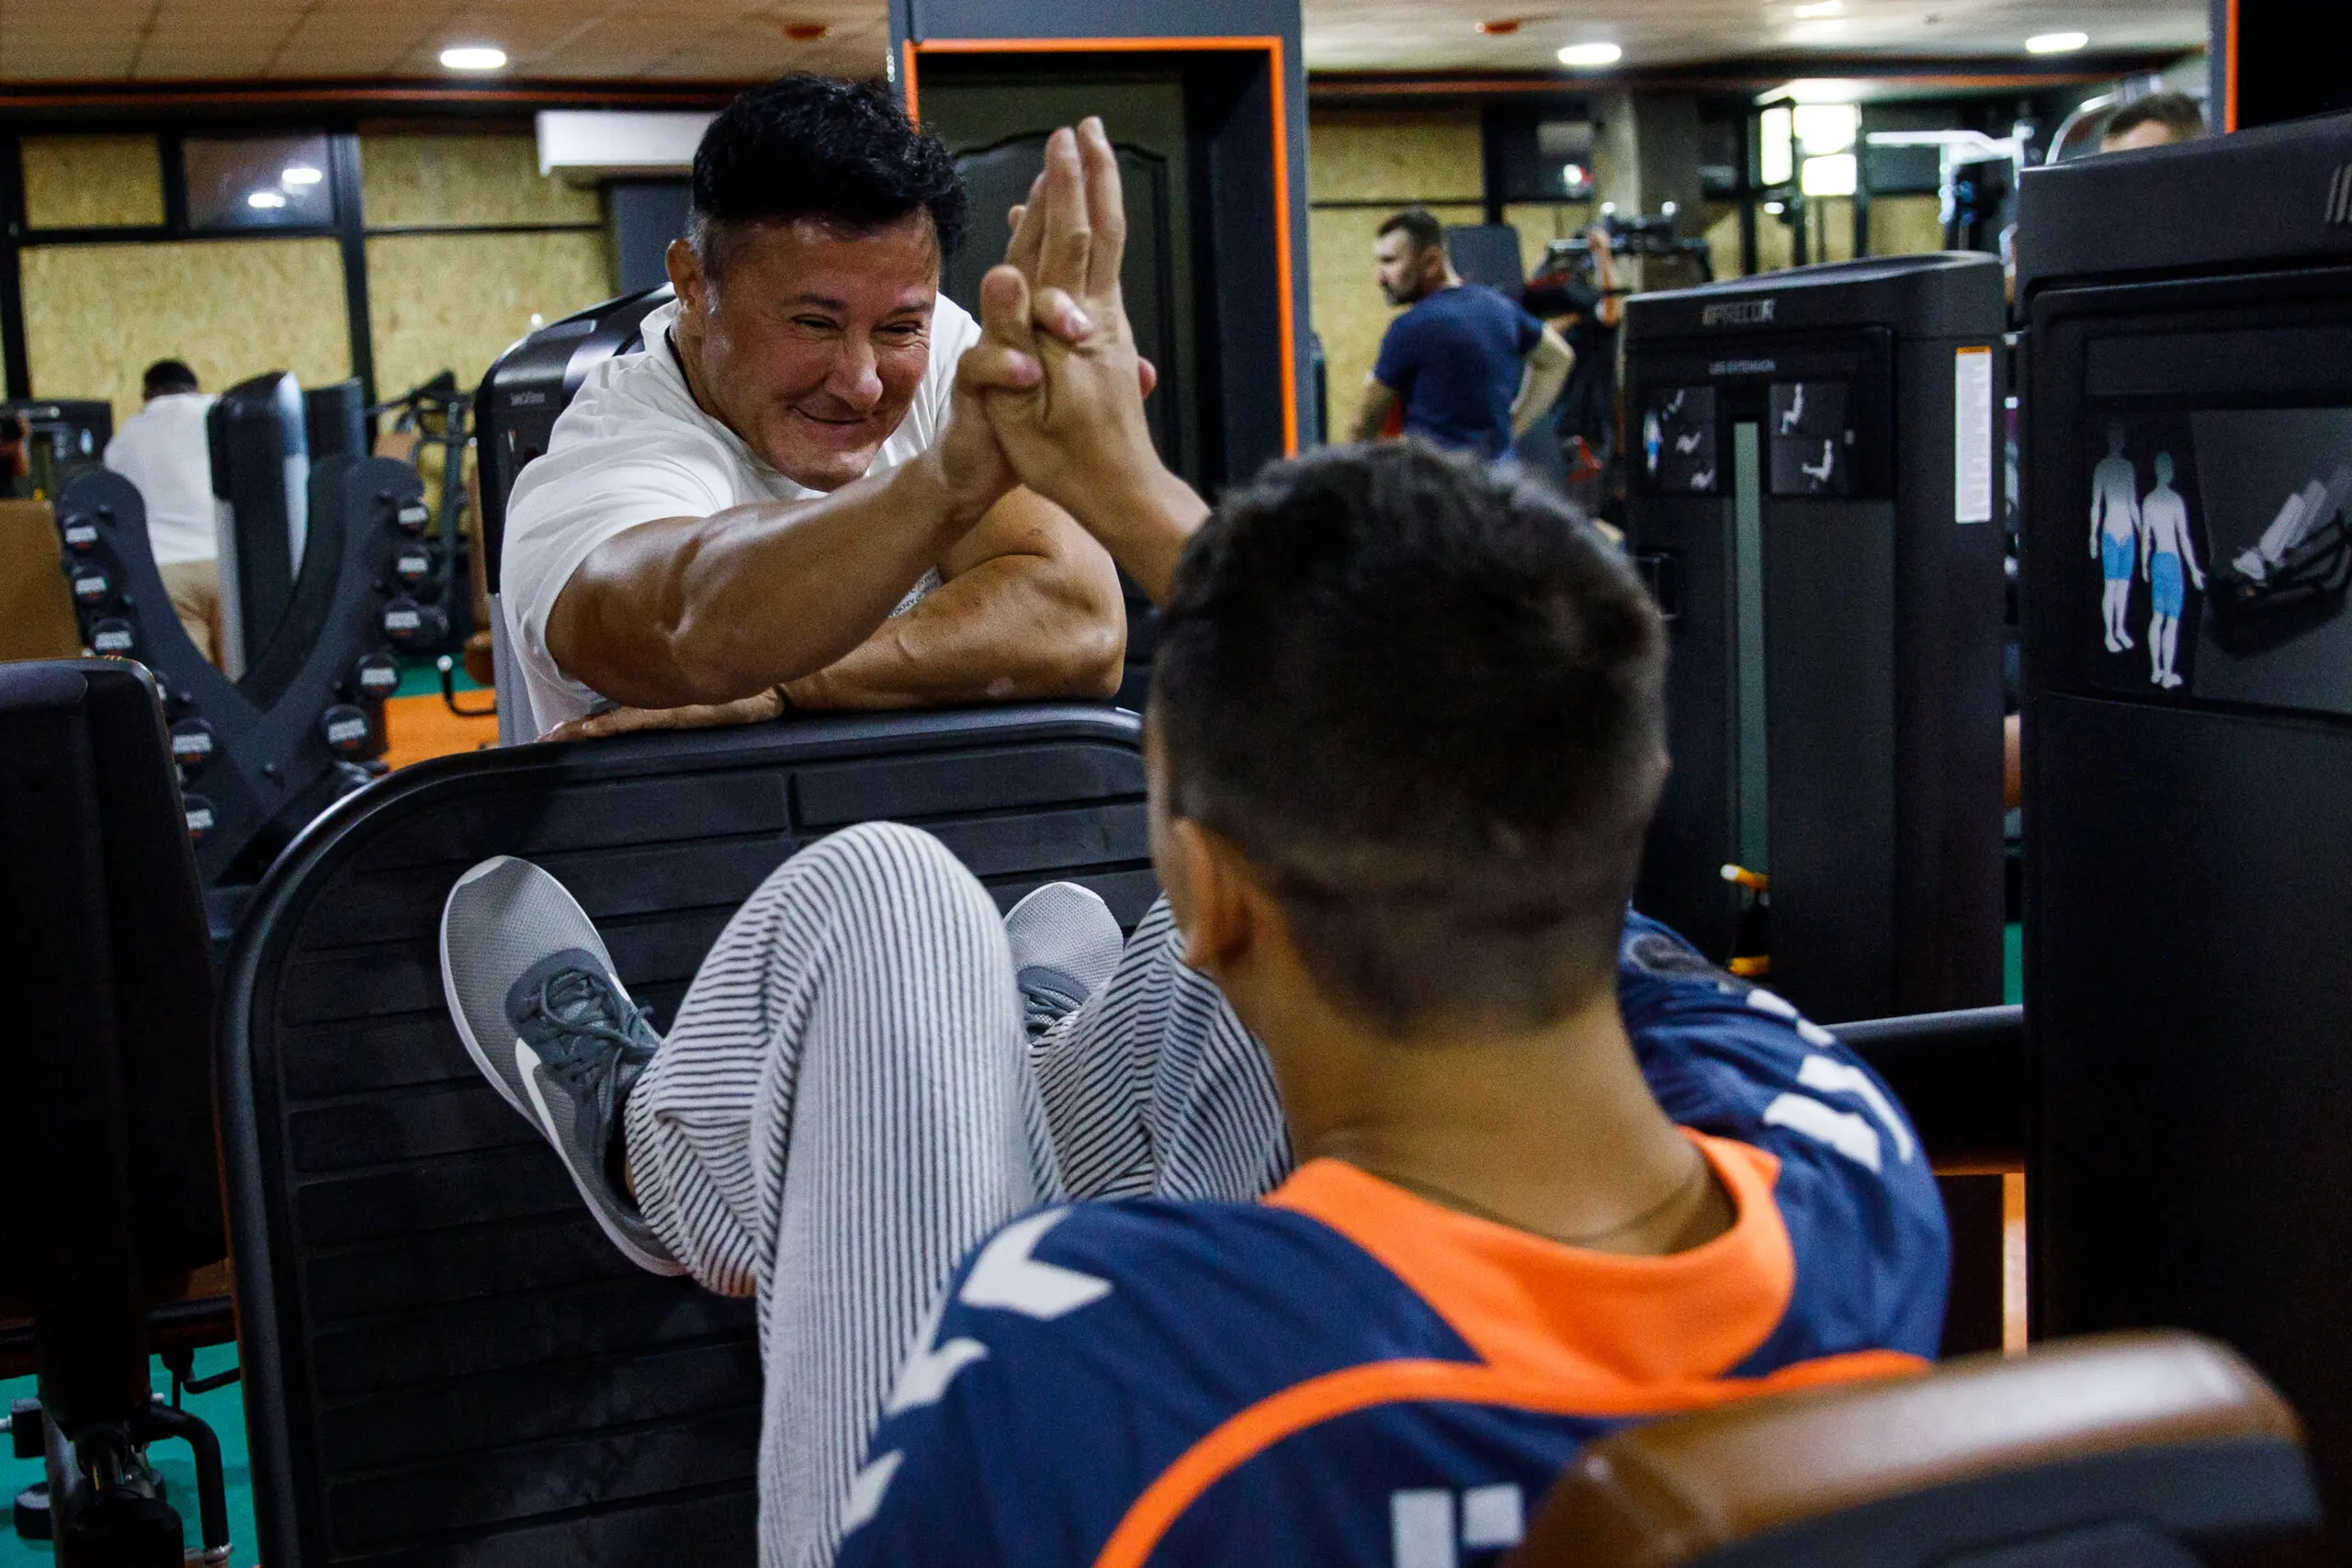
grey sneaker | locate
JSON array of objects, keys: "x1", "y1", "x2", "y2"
[
  {"x1": 1003, "y1": 881, "x2": 1123, "y2": 1043},
  {"x1": 440, "y1": 856, "x2": 682, "y2": 1276}
]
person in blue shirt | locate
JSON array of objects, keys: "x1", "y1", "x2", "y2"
[
  {"x1": 1352, "y1": 208, "x2": 1573, "y2": 460},
  {"x1": 833, "y1": 124, "x2": 1949, "y2": 1567}
]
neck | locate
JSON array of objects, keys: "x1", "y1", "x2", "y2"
[
  {"x1": 667, "y1": 308, "x2": 744, "y2": 445},
  {"x1": 1281, "y1": 989, "x2": 1732, "y2": 1257}
]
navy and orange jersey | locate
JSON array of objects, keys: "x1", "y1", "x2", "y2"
[{"x1": 833, "y1": 914, "x2": 1950, "y2": 1568}]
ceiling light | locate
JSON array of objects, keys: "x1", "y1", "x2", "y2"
[
  {"x1": 1792, "y1": 0, "x2": 1843, "y2": 14},
  {"x1": 280, "y1": 164, "x2": 322, "y2": 186},
  {"x1": 439, "y1": 44, "x2": 507, "y2": 71},
  {"x1": 2026, "y1": 30, "x2": 2088, "y2": 52},
  {"x1": 1800, "y1": 152, "x2": 1859, "y2": 197},
  {"x1": 1562, "y1": 163, "x2": 1589, "y2": 188},
  {"x1": 1557, "y1": 41, "x2": 1623, "y2": 67},
  {"x1": 1764, "y1": 200, "x2": 1787, "y2": 215},
  {"x1": 248, "y1": 190, "x2": 288, "y2": 209},
  {"x1": 1793, "y1": 102, "x2": 1860, "y2": 154}
]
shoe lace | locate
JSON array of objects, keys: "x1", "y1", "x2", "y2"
[
  {"x1": 1018, "y1": 976, "x2": 1080, "y2": 1044},
  {"x1": 520, "y1": 967, "x2": 659, "y2": 1092}
]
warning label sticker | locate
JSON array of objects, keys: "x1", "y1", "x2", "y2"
[{"x1": 1955, "y1": 344, "x2": 1995, "y2": 525}]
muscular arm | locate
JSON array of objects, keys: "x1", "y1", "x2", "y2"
[
  {"x1": 547, "y1": 449, "x2": 983, "y2": 710},
  {"x1": 784, "y1": 485, "x2": 1125, "y2": 709},
  {"x1": 1510, "y1": 324, "x2": 1574, "y2": 437},
  {"x1": 1352, "y1": 378, "x2": 1399, "y2": 445}
]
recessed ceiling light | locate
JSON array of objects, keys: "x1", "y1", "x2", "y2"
[
  {"x1": 248, "y1": 190, "x2": 288, "y2": 209},
  {"x1": 2026, "y1": 30, "x2": 2089, "y2": 52},
  {"x1": 1476, "y1": 17, "x2": 1522, "y2": 33},
  {"x1": 1557, "y1": 41, "x2": 1623, "y2": 67},
  {"x1": 1792, "y1": 0, "x2": 1844, "y2": 16},
  {"x1": 439, "y1": 44, "x2": 507, "y2": 71},
  {"x1": 280, "y1": 164, "x2": 322, "y2": 186}
]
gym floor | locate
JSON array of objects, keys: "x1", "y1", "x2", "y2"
[{"x1": 0, "y1": 1347, "x2": 254, "y2": 1567}]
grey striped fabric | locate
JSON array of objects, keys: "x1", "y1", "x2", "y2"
[{"x1": 621, "y1": 821, "x2": 1289, "y2": 1568}]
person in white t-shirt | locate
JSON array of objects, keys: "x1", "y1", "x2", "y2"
[
  {"x1": 104, "y1": 359, "x2": 221, "y2": 662},
  {"x1": 503, "y1": 75, "x2": 1127, "y2": 739}
]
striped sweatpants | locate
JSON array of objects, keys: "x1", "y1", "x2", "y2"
[{"x1": 620, "y1": 821, "x2": 1290, "y2": 1568}]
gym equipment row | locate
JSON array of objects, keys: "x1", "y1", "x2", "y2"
[{"x1": 53, "y1": 451, "x2": 424, "y2": 927}]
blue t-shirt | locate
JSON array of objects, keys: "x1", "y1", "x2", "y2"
[
  {"x1": 834, "y1": 914, "x2": 1950, "y2": 1568},
  {"x1": 1374, "y1": 284, "x2": 1546, "y2": 459}
]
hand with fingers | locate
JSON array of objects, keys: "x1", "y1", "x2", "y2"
[{"x1": 957, "y1": 118, "x2": 1209, "y2": 604}]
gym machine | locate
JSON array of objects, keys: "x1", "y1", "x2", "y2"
[
  {"x1": 2018, "y1": 108, "x2": 2352, "y2": 1545},
  {"x1": 208, "y1": 372, "x2": 311, "y2": 682},
  {"x1": 53, "y1": 454, "x2": 424, "y2": 930},
  {"x1": 1, "y1": 399, "x2": 112, "y2": 499},
  {"x1": 1621, "y1": 253, "x2": 2007, "y2": 1024},
  {"x1": 0, "y1": 660, "x2": 233, "y2": 1567}
]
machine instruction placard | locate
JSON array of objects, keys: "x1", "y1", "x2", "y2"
[{"x1": 1955, "y1": 344, "x2": 1995, "y2": 524}]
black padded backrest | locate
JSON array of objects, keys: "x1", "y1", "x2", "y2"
[
  {"x1": 220, "y1": 705, "x2": 1151, "y2": 1567},
  {"x1": 0, "y1": 660, "x2": 221, "y2": 1407}
]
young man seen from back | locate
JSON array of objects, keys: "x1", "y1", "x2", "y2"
[{"x1": 439, "y1": 121, "x2": 1947, "y2": 1568}]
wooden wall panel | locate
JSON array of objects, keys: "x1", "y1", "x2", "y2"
[
  {"x1": 20, "y1": 238, "x2": 349, "y2": 424},
  {"x1": 1502, "y1": 202, "x2": 1598, "y2": 280},
  {"x1": 21, "y1": 135, "x2": 164, "y2": 230},
  {"x1": 1308, "y1": 112, "x2": 1482, "y2": 204},
  {"x1": 365, "y1": 230, "x2": 614, "y2": 399},
  {"x1": 1870, "y1": 194, "x2": 1947, "y2": 257},
  {"x1": 359, "y1": 132, "x2": 600, "y2": 229}
]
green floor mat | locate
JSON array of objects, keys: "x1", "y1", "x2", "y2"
[{"x1": 0, "y1": 1345, "x2": 257, "y2": 1568}]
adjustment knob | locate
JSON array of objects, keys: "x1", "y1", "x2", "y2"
[
  {"x1": 380, "y1": 596, "x2": 447, "y2": 649},
  {"x1": 88, "y1": 617, "x2": 135, "y2": 656},
  {"x1": 182, "y1": 793, "x2": 216, "y2": 842},
  {"x1": 351, "y1": 649, "x2": 401, "y2": 702},
  {"x1": 319, "y1": 703, "x2": 373, "y2": 758},
  {"x1": 169, "y1": 717, "x2": 218, "y2": 773}
]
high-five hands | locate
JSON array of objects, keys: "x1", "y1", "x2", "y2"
[{"x1": 958, "y1": 118, "x2": 1210, "y2": 605}]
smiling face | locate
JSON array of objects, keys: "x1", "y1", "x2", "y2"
[{"x1": 668, "y1": 211, "x2": 941, "y2": 491}]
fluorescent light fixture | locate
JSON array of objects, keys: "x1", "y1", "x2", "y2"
[
  {"x1": 2025, "y1": 30, "x2": 2088, "y2": 52},
  {"x1": 247, "y1": 190, "x2": 288, "y2": 209},
  {"x1": 1760, "y1": 104, "x2": 1795, "y2": 186},
  {"x1": 1800, "y1": 152, "x2": 1859, "y2": 197},
  {"x1": 1556, "y1": 41, "x2": 1623, "y2": 67},
  {"x1": 281, "y1": 164, "x2": 323, "y2": 186},
  {"x1": 1793, "y1": 102, "x2": 1860, "y2": 155},
  {"x1": 440, "y1": 44, "x2": 508, "y2": 71},
  {"x1": 1792, "y1": 0, "x2": 1843, "y2": 14}
]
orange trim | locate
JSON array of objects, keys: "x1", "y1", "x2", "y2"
[
  {"x1": 2223, "y1": 0, "x2": 2240, "y2": 132},
  {"x1": 1268, "y1": 1139, "x2": 1796, "y2": 1388},
  {"x1": 1090, "y1": 1349, "x2": 1928, "y2": 1568},
  {"x1": 900, "y1": 39, "x2": 921, "y2": 123},
  {"x1": 1308, "y1": 69, "x2": 2136, "y2": 98},
  {"x1": 903, "y1": 35, "x2": 1298, "y2": 455}
]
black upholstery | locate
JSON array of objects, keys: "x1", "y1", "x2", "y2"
[
  {"x1": 0, "y1": 659, "x2": 230, "y2": 1560},
  {"x1": 219, "y1": 704, "x2": 1151, "y2": 1566}
]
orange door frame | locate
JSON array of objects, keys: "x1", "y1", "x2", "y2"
[{"x1": 902, "y1": 36, "x2": 1300, "y2": 457}]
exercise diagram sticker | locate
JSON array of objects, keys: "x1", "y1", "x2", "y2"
[{"x1": 1954, "y1": 345, "x2": 1994, "y2": 524}]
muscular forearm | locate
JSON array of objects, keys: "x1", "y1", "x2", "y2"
[
  {"x1": 786, "y1": 553, "x2": 1125, "y2": 709},
  {"x1": 1050, "y1": 465, "x2": 1209, "y2": 610},
  {"x1": 550, "y1": 451, "x2": 984, "y2": 709}
]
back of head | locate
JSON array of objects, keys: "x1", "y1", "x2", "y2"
[
  {"x1": 142, "y1": 359, "x2": 199, "y2": 400},
  {"x1": 1377, "y1": 208, "x2": 1447, "y2": 258},
  {"x1": 2100, "y1": 92, "x2": 2207, "y2": 152},
  {"x1": 1154, "y1": 441, "x2": 1668, "y2": 1038},
  {"x1": 691, "y1": 73, "x2": 967, "y2": 276}
]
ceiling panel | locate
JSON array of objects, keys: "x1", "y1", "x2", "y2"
[{"x1": 0, "y1": 0, "x2": 2204, "y2": 82}]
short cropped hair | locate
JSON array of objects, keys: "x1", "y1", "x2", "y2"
[
  {"x1": 1376, "y1": 208, "x2": 1446, "y2": 255},
  {"x1": 690, "y1": 74, "x2": 967, "y2": 276},
  {"x1": 142, "y1": 359, "x2": 198, "y2": 398},
  {"x1": 1153, "y1": 441, "x2": 1668, "y2": 1037},
  {"x1": 2102, "y1": 92, "x2": 2206, "y2": 148}
]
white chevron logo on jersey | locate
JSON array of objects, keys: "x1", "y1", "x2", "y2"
[{"x1": 958, "y1": 1208, "x2": 1114, "y2": 1319}]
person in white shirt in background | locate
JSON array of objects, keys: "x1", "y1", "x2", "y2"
[
  {"x1": 500, "y1": 73, "x2": 1126, "y2": 739},
  {"x1": 105, "y1": 358, "x2": 221, "y2": 662}
]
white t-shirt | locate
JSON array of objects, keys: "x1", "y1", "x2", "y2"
[
  {"x1": 104, "y1": 392, "x2": 218, "y2": 565},
  {"x1": 502, "y1": 295, "x2": 982, "y2": 733}
]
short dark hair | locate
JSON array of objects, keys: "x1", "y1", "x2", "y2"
[
  {"x1": 691, "y1": 74, "x2": 967, "y2": 276},
  {"x1": 142, "y1": 359, "x2": 198, "y2": 398},
  {"x1": 1377, "y1": 209, "x2": 1446, "y2": 255},
  {"x1": 1153, "y1": 441, "x2": 1668, "y2": 1037},
  {"x1": 2102, "y1": 92, "x2": 2206, "y2": 147}
]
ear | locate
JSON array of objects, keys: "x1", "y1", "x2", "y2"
[
  {"x1": 666, "y1": 238, "x2": 709, "y2": 315},
  {"x1": 1165, "y1": 818, "x2": 1261, "y2": 979}
]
